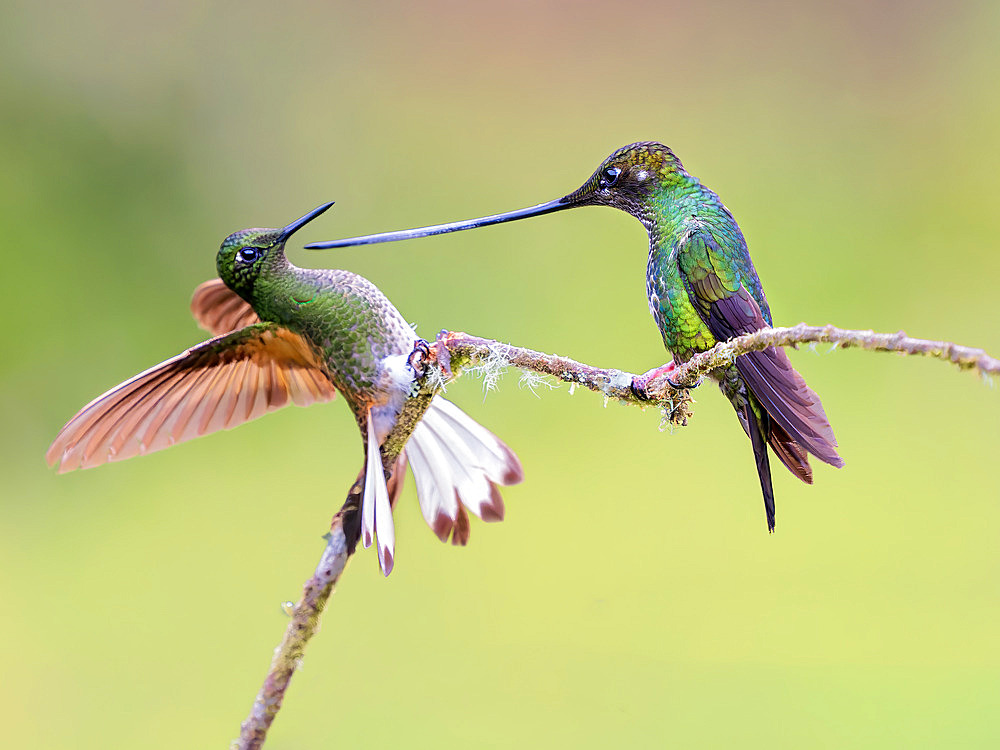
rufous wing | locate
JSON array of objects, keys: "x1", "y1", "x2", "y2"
[
  {"x1": 190, "y1": 278, "x2": 260, "y2": 336},
  {"x1": 47, "y1": 322, "x2": 337, "y2": 472}
]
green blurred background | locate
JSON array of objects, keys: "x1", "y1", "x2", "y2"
[{"x1": 3, "y1": 0, "x2": 999, "y2": 747}]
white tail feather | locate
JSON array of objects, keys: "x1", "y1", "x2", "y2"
[
  {"x1": 363, "y1": 409, "x2": 395, "y2": 576},
  {"x1": 427, "y1": 398, "x2": 522, "y2": 486},
  {"x1": 405, "y1": 432, "x2": 459, "y2": 531},
  {"x1": 362, "y1": 397, "x2": 522, "y2": 571},
  {"x1": 419, "y1": 417, "x2": 494, "y2": 519},
  {"x1": 404, "y1": 397, "x2": 522, "y2": 543}
]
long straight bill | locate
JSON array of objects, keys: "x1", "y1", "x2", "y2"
[{"x1": 304, "y1": 198, "x2": 571, "y2": 250}]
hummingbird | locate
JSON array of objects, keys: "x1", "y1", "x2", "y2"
[
  {"x1": 306, "y1": 143, "x2": 844, "y2": 531},
  {"x1": 46, "y1": 203, "x2": 523, "y2": 575}
]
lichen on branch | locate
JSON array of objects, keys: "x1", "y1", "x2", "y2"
[{"x1": 433, "y1": 323, "x2": 998, "y2": 426}]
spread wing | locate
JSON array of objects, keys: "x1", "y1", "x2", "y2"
[
  {"x1": 678, "y1": 230, "x2": 843, "y2": 468},
  {"x1": 191, "y1": 278, "x2": 261, "y2": 335},
  {"x1": 47, "y1": 322, "x2": 337, "y2": 472}
]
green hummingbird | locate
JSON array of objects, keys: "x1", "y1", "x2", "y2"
[
  {"x1": 47, "y1": 203, "x2": 522, "y2": 575},
  {"x1": 306, "y1": 143, "x2": 843, "y2": 531}
]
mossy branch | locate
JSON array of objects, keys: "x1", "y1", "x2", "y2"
[
  {"x1": 235, "y1": 490, "x2": 357, "y2": 750},
  {"x1": 234, "y1": 356, "x2": 441, "y2": 749},
  {"x1": 436, "y1": 323, "x2": 998, "y2": 426},
  {"x1": 235, "y1": 322, "x2": 997, "y2": 747}
]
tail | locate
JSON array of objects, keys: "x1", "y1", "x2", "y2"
[
  {"x1": 361, "y1": 396, "x2": 523, "y2": 575},
  {"x1": 405, "y1": 397, "x2": 523, "y2": 544},
  {"x1": 736, "y1": 344, "x2": 844, "y2": 472},
  {"x1": 729, "y1": 345, "x2": 844, "y2": 530},
  {"x1": 742, "y1": 398, "x2": 776, "y2": 532}
]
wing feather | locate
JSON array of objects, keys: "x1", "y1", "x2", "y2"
[
  {"x1": 47, "y1": 323, "x2": 337, "y2": 472},
  {"x1": 190, "y1": 279, "x2": 260, "y2": 335},
  {"x1": 678, "y1": 231, "x2": 843, "y2": 469}
]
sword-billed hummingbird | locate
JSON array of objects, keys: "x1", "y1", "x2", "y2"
[
  {"x1": 306, "y1": 143, "x2": 844, "y2": 530},
  {"x1": 47, "y1": 203, "x2": 522, "y2": 574}
]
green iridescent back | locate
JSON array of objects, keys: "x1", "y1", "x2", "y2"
[{"x1": 251, "y1": 265, "x2": 417, "y2": 411}]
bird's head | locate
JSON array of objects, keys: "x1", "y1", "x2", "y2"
[
  {"x1": 561, "y1": 142, "x2": 685, "y2": 219},
  {"x1": 217, "y1": 202, "x2": 334, "y2": 299}
]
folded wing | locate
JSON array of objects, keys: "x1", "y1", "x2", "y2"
[{"x1": 704, "y1": 285, "x2": 843, "y2": 469}]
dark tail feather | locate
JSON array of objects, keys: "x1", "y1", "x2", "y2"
[
  {"x1": 745, "y1": 404, "x2": 776, "y2": 532},
  {"x1": 736, "y1": 346, "x2": 844, "y2": 469},
  {"x1": 768, "y1": 421, "x2": 813, "y2": 484}
]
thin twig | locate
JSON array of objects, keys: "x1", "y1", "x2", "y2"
[
  {"x1": 235, "y1": 322, "x2": 997, "y2": 747},
  {"x1": 682, "y1": 323, "x2": 1000, "y2": 380},
  {"x1": 438, "y1": 323, "x2": 998, "y2": 426},
  {"x1": 235, "y1": 488, "x2": 360, "y2": 750},
  {"x1": 234, "y1": 351, "x2": 441, "y2": 749}
]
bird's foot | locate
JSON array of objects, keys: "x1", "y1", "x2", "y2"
[
  {"x1": 407, "y1": 338, "x2": 432, "y2": 377},
  {"x1": 631, "y1": 362, "x2": 676, "y2": 400},
  {"x1": 631, "y1": 362, "x2": 702, "y2": 399},
  {"x1": 667, "y1": 373, "x2": 703, "y2": 390}
]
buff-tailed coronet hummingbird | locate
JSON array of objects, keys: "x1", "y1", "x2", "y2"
[
  {"x1": 306, "y1": 143, "x2": 844, "y2": 531},
  {"x1": 47, "y1": 203, "x2": 523, "y2": 574}
]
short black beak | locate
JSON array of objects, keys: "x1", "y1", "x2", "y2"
[
  {"x1": 279, "y1": 201, "x2": 335, "y2": 243},
  {"x1": 304, "y1": 197, "x2": 572, "y2": 250}
]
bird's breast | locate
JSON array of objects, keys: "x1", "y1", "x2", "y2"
[{"x1": 646, "y1": 241, "x2": 717, "y2": 358}]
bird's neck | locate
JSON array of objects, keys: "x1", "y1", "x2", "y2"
[
  {"x1": 249, "y1": 257, "x2": 319, "y2": 323},
  {"x1": 644, "y1": 172, "x2": 705, "y2": 252}
]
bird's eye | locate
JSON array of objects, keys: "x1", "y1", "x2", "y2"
[
  {"x1": 598, "y1": 166, "x2": 621, "y2": 189},
  {"x1": 237, "y1": 247, "x2": 260, "y2": 264}
]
